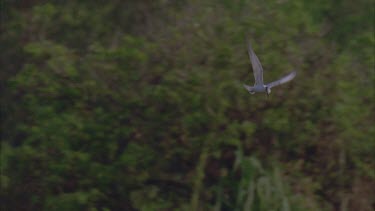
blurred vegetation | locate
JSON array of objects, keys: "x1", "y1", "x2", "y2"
[{"x1": 1, "y1": 0, "x2": 374, "y2": 210}]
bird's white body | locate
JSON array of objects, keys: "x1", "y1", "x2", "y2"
[{"x1": 244, "y1": 84, "x2": 268, "y2": 94}]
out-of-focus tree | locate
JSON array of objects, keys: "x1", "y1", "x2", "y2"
[{"x1": 1, "y1": 0, "x2": 373, "y2": 210}]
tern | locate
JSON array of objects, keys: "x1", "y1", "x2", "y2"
[{"x1": 243, "y1": 41, "x2": 296, "y2": 97}]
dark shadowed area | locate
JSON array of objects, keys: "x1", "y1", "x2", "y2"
[{"x1": 1, "y1": 0, "x2": 374, "y2": 210}]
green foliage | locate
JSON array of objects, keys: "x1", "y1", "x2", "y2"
[
  {"x1": 209, "y1": 152, "x2": 322, "y2": 211},
  {"x1": 1, "y1": 0, "x2": 373, "y2": 210}
]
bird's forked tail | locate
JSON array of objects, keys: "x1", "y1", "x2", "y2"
[{"x1": 243, "y1": 84, "x2": 255, "y2": 94}]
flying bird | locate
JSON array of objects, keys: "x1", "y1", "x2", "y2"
[{"x1": 243, "y1": 41, "x2": 296, "y2": 97}]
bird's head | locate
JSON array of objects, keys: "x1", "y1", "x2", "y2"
[{"x1": 266, "y1": 86, "x2": 271, "y2": 97}]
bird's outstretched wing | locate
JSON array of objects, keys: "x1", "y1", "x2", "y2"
[
  {"x1": 266, "y1": 71, "x2": 296, "y2": 89},
  {"x1": 247, "y1": 41, "x2": 264, "y2": 85}
]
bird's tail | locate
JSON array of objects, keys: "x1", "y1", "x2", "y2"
[{"x1": 243, "y1": 84, "x2": 255, "y2": 94}]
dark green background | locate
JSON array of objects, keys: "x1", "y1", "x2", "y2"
[{"x1": 1, "y1": 0, "x2": 374, "y2": 210}]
